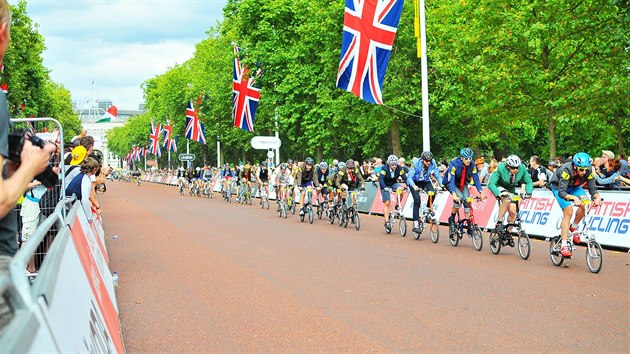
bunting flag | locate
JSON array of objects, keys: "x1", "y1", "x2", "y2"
[
  {"x1": 336, "y1": 0, "x2": 405, "y2": 104},
  {"x1": 148, "y1": 121, "x2": 162, "y2": 156},
  {"x1": 232, "y1": 44, "x2": 262, "y2": 132},
  {"x1": 185, "y1": 101, "x2": 206, "y2": 144}
]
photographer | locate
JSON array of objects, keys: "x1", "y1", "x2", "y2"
[{"x1": 0, "y1": 0, "x2": 56, "y2": 329}]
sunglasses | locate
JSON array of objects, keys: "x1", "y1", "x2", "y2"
[
  {"x1": 462, "y1": 157, "x2": 472, "y2": 162},
  {"x1": 576, "y1": 167, "x2": 590, "y2": 172},
  {"x1": 508, "y1": 166, "x2": 518, "y2": 171}
]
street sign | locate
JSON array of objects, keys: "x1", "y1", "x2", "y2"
[
  {"x1": 251, "y1": 136, "x2": 281, "y2": 150},
  {"x1": 178, "y1": 154, "x2": 195, "y2": 162},
  {"x1": 267, "y1": 150, "x2": 275, "y2": 159}
]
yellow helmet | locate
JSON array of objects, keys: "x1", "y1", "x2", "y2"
[{"x1": 245, "y1": 164, "x2": 251, "y2": 169}]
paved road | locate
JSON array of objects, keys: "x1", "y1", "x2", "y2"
[{"x1": 102, "y1": 181, "x2": 629, "y2": 353}]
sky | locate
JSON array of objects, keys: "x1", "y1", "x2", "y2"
[{"x1": 9, "y1": 0, "x2": 228, "y2": 111}]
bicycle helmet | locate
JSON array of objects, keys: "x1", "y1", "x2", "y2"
[
  {"x1": 338, "y1": 161, "x2": 347, "y2": 170},
  {"x1": 196, "y1": 167, "x2": 201, "y2": 171},
  {"x1": 387, "y1": 154, "x2": 399, "y2": 165},
  {"x1": 320, "y1": 161, "x2": 329, "y2": 169},
  {"x1": 346, "y1": 159, "x2": 355, "y2": 169},
  {"x1": 506, "y1": 155, "x2": 521, "y2": 168},
  {"x1": 333, "y1": 159, "x2": 339, "y2": 166},
  {"x1": 572, "y1": 152, "x2": 591, "y2": 168},
  {"x1": 287, "y1": 159, "x2": 294, "y2": 164},
  {"x1": 280, "y1": 163, "x2": 287, "y2": 170},
  {"x1": 244, "y1": 164, "x2": 251, "y2": 169},
  {"x1": 421, "y1": 151, "x2": 433, "y2": 161},
  {"x1": 261, "y1": 161, "x2": 267, "y2": 167},
  {"x1": 460, "y1": 148, "x2": 474, "y2": 159},
  {"x1": 305, "y1": 157, "x2": 314, "y2": 165}
]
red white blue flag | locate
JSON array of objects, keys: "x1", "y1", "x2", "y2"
[
  {"x1": 148, "y1": 121, "x2": 162, "y2": 156},
  {"x1": 185, "y1": 101, "x2": 206, "y2": 144},
  {"x1": 166, "y1": 137, "x2": 178, "y2": 152},
  {"x1": 162, "y1": 120, "x2": 173, "y2": 147},
  {"x1": 232, "y1": 45, "x2": 261, "y2": 132},
  {"x1": 336, "y1": 0, "x2": 404, "y2": 105}
]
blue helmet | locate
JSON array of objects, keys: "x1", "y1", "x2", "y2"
[
  {"x1": 460, "y1": 148, "x2": 474, "y2": 159},
  {"x1": 573, "y1": 152, "x2": 591, "y2": 168}
]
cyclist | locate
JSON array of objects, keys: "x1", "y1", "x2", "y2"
[
  {"x1": 406, "y1": 151, "x2": 443, "y2": 233},
  {"x1": 548, "y1": 152, "x2": 602, "y2": 257},
  {"x1": 176, "y1": 167, "x2": 187, "y2": 191},
  {"x1": 335, "y1": 159, "x2": 366, "y2": 207},
  {"x1": 447, "y1": 148, "x2": 487, "y2": 235},
  {"x1": 257, "y1": 161, "x2": 270, "y2": 204},
  {"x1": 275, "y1": 163, "x2": 294, "y2": 210},
  {"x1": 487, "y1": 155, "x2": 534, "y2": 246},
  {"x1": 314, "y1": 161, "x2": 330, "y2": 207},
  {"x1": 326, "y1": 161, "x2": 344, "y2": 208},
  {"x1": 379, "y1": 155, "x2": 409, "y2": 229},
  {"x1": 201, "y1": 165, "x2": 213, "y2": 196},
  {"x1": 296, "y1": 157, "x2": 316, "y2": 216},
  {"x1": 238, "y1": 164, "x2": 257, "y2": 203},
  {"x1": 221, "y1": 163, "x2": 235, "y2": 197}
]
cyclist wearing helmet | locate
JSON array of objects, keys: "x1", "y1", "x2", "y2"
[
  {"x1": 238, "y1": 164, "x2": 257, "y2": 203},
  {"x1": 549, "y1": 152, "x2": 602, "y2": 257},
  {"x1": 275, "y1": 163, "x2": 294, "y2": 209},
  {"x1": 487, "y1": 155, "x2": 533, "y2": 245},
  {"x1": 220, "y1": 163, "x2": 236, "y2": 195},
  {"x1": 327, "y1": 162, "x2": 344, "y2": 208},
  {"x1": 296, "y1": 157, "x2": 316, "y2": 215},
  {"x1": 446, "y1": 148, "x2": 486, "y2": 234},
  {"x1": 335, "y1": 159, "x2": 366, "y2": 207},
  {"x1": 315, "y1": 161, "x2": 330, "y2": 206},
  {"x1": 379, "y1": 154, "x2": 409, "y2": 229},
  {"x1": 331, "y1": 159, "x2": 340, "y2": 174},
  {"x1": 407, "y1": 151, "x2": 443, "y2": 232},
  {"x1": 286, "y1": 159, "x2": 297, "y2": 203},
  {"x1": 258, "y1": 161, "x2": 270, "y2": 202}
]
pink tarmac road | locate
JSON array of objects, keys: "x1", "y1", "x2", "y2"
[{"x1": 102, "y1": 181, "x2": 629, "y2": 352}]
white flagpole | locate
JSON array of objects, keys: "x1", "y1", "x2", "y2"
[{"x1": 420, "y1": 0, "x2": 430, "y2": 151}]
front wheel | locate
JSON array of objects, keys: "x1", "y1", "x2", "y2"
[
  {"x1": 353, "y1": 211, "x2": 360, "y2": 231},
  {"x1": 328, "y1": 208, "x2": 335, "y2": 224},
  {"x1": 472, "y1": 226, "x2": 483, "y2": 251},
  {"x1": 549, "y1": 237, "x2": 564, "y2": 266},
  {"x1": 413, "y1": 220, "x2": 424, "y2": 240},
  {"x1": 518, "y1": 231, "x2": 531, "y2": 260},
  {"x1": 399, "y1": 215, "x2": 407, "y2": 237},
  {"x1": 586, "y1": 241, "x2": 603, "y2": 273},
  {"x1": 308, "y1": 207, "x2": 314, "y2": 224},
  {"x1": 449, "y1": 222, "x2": 459, "y2": 247},
  {"x1": 430, "y1": 219, "x2": 439, "y2": 243},
  {"x1": 489, "y1": 230, "x2": 501, "y2": 255}
]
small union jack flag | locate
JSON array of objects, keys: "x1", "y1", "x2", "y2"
[
  {"x1": 185, "y1": 101, "x2": 206, "y2": 144},
  {"x1": 336, "y1": 0, "x2": 404, "y2": 105},
  {"x1": 232, "y1": 45, "x2": 262, "y2": 132},
  {"x1": 162, "y1": 120, "x2": 173, "y2": 147},
  {"x1": 148, "y1": 121, "x2": 162, "y2": 156},
  {"x1": 166, "y1": 137, "x2": 178, "y2": 152}
]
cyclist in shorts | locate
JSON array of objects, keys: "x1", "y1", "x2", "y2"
[
  {"x1": 201, "y1": 165, "x2": 213, "y2": 195},
  {"x1": 447, "y1": 148, "x2": 487, "y2": 235},
  {"x1": 296, "y1": 157, "x2": 316, "y2": 216},
  {"x1": 221, "y1": 163, "x2": 235, "y2": 194},
  {"x1": 487, "y1": 155, "x2": 533, "y2": 246},
  {"x1": 335, "y1": 159, "x2": 366, "y2": 207},
  {"x1": 275, "y1": 163, "x2": 294, "y2": 209},
  {"x1": 314, "y1": 161, "x2": 330, "y2": 207},
  {"x1": 326, "y1": 162, "x2": 343, "y2": 208},
  {"x1": 407, "y1": 151, "x2": 443, "y2": 233},
  {"x1": 379, "y1": 155, "x2": 409, "y2": 229},
  {"x1": 176, "y1": 167, "x2": 187, "y2": 189},
  {"x1": 548, "y1": 152, "x2": 602, "y2": 257},
  {"x1": 238, "y1": 164, "x2": 257, "y2": 202},
  {"x1": 258, "y1": 161, "x2": 270, "y2": 203}
]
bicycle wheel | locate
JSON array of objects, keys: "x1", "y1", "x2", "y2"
[
  {"x1": 353, "y1": 211, "x2": 360, "y2": 231},
  {"x1": 472, "y1": 226, "x2": 483, "y2": 251},
  {"x1": 399, "y1": 215, "x2": 407, "y2": 237},
  {"x1": 449, "y1": 222, "x2": 459, "y2": 247},
  {"x1": 328, "y1": 207, "x2": 335, "y2": 224},
  {"x1": 586, "y1": 241, "x2": 603, "y2": 273},
  {"x1": 308, "y1": 207, "x2": 314, "y2": 224},
  {"x1": 413, "y1": 220, "x2": 423, "y2": 240},
  {"x1": 265, "y1": 198, "x2": 269, "y2": 210},
  {"x1": 489, "y1": 230, "x2": 501, "y2": 255},
  {"x1": 338, "y1": 210, "x2": 345, "y2": 227},
  {"x1": 317, "y1": 205, "x2": 323, "y2": 219},
  {"x1": 430, "y1": 219, "x2": 439, "y2": 243},
  {"x1": 283, "y1": 204, "x2": 288, "y2": 219},
  {"x1": 549, "y1": 237, "x2": 564, "y2": 266},
  {"x1": 517, "y1": 231, "x2": 531, "y2": 260},
  {"x1": 277, "y1": 203, "x2": 282, "y2": 217}
]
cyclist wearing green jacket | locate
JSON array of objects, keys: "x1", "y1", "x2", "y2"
[{"x1": 488, "y1": 155, "x2": 534, "y2": 239}]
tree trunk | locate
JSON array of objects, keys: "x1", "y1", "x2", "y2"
[
  {"x1": 613, "y1": 110, "x2": 625, "y2": 157},
  {"x1": 389, "y1": 119, "x2": 402, "y2": 156},
  {"x1": 548, "y1": 107, "x2": 557, "y2": 159},
  {"x1": 317, "y1": 146, "x2": 323, "y2": 163}
]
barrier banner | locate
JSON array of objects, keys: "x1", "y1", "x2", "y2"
[{"x1": 356, "y1": 184, "x2": 378, "y2": 213}]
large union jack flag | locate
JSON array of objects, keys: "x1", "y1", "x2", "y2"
[
  {"x1": 166, "y1": 137, "x2": 177, "y2": 152},
  {"x1": 232, "y1": 45, "x2": 261, "y2": 132},
  {"x1": 185, "y1": 101, "x2": 206, "y2": 144},
  {"x1": 336, "y1": 0, "x2": 404, "y2": 105},
  {"x1": 162, "y1": 120, "x2": 173, "y2": 147},
  {"x1": 148, "y1": 121, "x2": 162, "y2": 156}
]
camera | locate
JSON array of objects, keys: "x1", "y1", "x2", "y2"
[{"x1": 8, "y1": 129, "x2": 58, "y2": 188}]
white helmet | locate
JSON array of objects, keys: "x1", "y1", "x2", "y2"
[
  {"x1": 333, "y1": 159, "x2": 339, "y2": 166},
  {"x1": 338, "y1": 161, "x2": 347, "y2": 170},
  {"x1": 387, "y1": 154, "x2": 399, "y2": 165},
  {"x1": 506, "y1": 155, "x2": 521, "y2": 168}
]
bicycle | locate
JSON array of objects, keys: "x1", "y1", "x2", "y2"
[
  {"x1": 287, "y1": 186, "x2": 296, "y2": 215},
  {"x1": 488, "y1": 194, "x2": 531, "y2": 260},
  {"x1": 338, "y1": 189, "x2": 363, "y2": 230},
  {"x1": 412, "y1": 190, "x2": 441, "y2": 243},
  {"x1": 239, "y1": 181, "x2": 253, "y2": 205},
  {"x1": 203, "y1": 180, "x2": 213, "y2": 199},
  {"x1": 299, "y1": 186, "x2": 315, "y2": 224},
  {"x1": 315, "y1": 187, "x2": 327, "y2": 220},
  {"x1": 448, "y1": 196, "x2": 483, "y2": 251},
  {"x1": 223, "y1": 180, "x2": 233, "y2": 203},
  {"x1": 260, "y1": 182, "x2": 270, "y2": 210},
  {"x1": 384, "y1": 187, "x2": 407, "y2": 237},
  {"x1": 548, "y1": 199, "x2": 603, "y2": 273},
  {"x1": 178, "y1": 179, "x2": 187, "y2": 196},
  {"x1": 276, "y1": 185, "x2": 289, "y2": 219},
  {"x1": 327, "y1": 193, "x2": 339, "y2": 225}
]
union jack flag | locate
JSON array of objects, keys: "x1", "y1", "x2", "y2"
[
  {"x1": 232, "y1": 45, "x2": 261, "y2": 132},
  {"x1": 185, "y1": 101, "x2": 206, "y2": 144},
  {"x1": 166, "y1": 137, "x2": 178, "y2": 152},
  {"x1": 148, "y1": 121, "x2": 162, "y2": 156},
  {"x1": 162, "y1": 120, "x2": 173, "y2": 147},
  {"x1": 336, "y1": 0, "x2": 404, "y2": 105}
]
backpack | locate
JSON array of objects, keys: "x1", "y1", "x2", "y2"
[
  {"x1": 65, "y1": 172, "x2": 86, "y2": 201},
  {"x1": 39, "y1": 165, "x2": 79, "y2": 217}
]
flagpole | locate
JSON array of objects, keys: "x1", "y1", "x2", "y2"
[
  {"x1": 144, "y1": 148, "x2": 147, "y2": 171},
  {"x1": 420, "y1": 0, "x2": 430, "y2": 151},
  {"x1": 168, "y1": 149, "x2": 171, "y2": 170},
  {"x1": 216, "y1": 138, "x2": 221, "y2": 168},
  {"x1": 274, "y1": 106, "x2": 280, "y2": 166}
]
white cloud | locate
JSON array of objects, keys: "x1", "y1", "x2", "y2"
[{"x1": 10, "y1": 0, "x2": 227, "y2": 110}]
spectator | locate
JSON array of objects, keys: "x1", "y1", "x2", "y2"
[
  {"x1": 618, "y1": 153, "x2": 627, "y2": 177},
  {"x1": 484, "y1": 159, "x2": 499, "y2": 184},
  {"x1": 475, "y1": 157, "x2": 488, "y2": 183},
  {"x1": 529, "y1": 155, "x2": 550, "y2": 188},
  {"x1": 65, "y1": 157, "x2": 100, "y2": 222},
  {"x1": 64, "y1": 145, "x2": 87, "y2": 186},
  {"x1": 70, "y1": 129, "x2": 87, "y2": 147},
  {"x1": 594, "y1": 158, "x2": 622, "y2": 189},
  {"x1": 548, "y1": 159, "x2": 559, "y2": 173},
  {"x1": 360, "y1": 159, "x2": 372, "y2": 180},
  {"x1": 0, "y1": 0, "x2": 56, "y2": 329}
]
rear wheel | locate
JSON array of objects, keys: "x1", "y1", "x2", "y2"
[
  {"x1": 489, "y1": 230, "x2": 501, "y2": 254},
  {"x1": 399, "y1": 215, "x2": 407, "y2": 237},
  {"x1": 472, "y1": 226, "x2": 483, "y2": 251},
  {"x1": 430, "y1": 219, "x2": 439, "y2": 243},
  {"x1": 586, "y1": 241, "x2": 603, "y2": 273},
  {"x1": 517, "y1": 231, "x2": 531, "y2": 260},
  {"x1": 549, "y1": 237, "x2": 564, "y2": 266},
  {"x1": 353, "y1": 211, "x2": 360, "y2": 231},
  {"x1": 413, "y1": 220, "x2": 424, "y2": 240},
  {"x1": 449, "y1": 222, "x2": 459, "y2": 247},
  {"x1": 328, "y1": 207, "x2": 335, "y2": 224}
]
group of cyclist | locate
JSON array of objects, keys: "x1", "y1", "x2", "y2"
[{"x1": 175, "y1": 147, "x2": 602, "y2": 259}]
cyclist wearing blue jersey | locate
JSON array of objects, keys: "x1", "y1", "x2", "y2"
[
  {"x1": 548, "y1": 152, "x2": 602, "y2": 257},
  {"x1": 447, "y1": 148, "x2": 486, "y2": 234},
  {"x1": 407, "y1": 151, "x2": 443, "y2": 232},
  {"x1": 379, "y1": 154, "x2": 409, "y2": 229}
]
